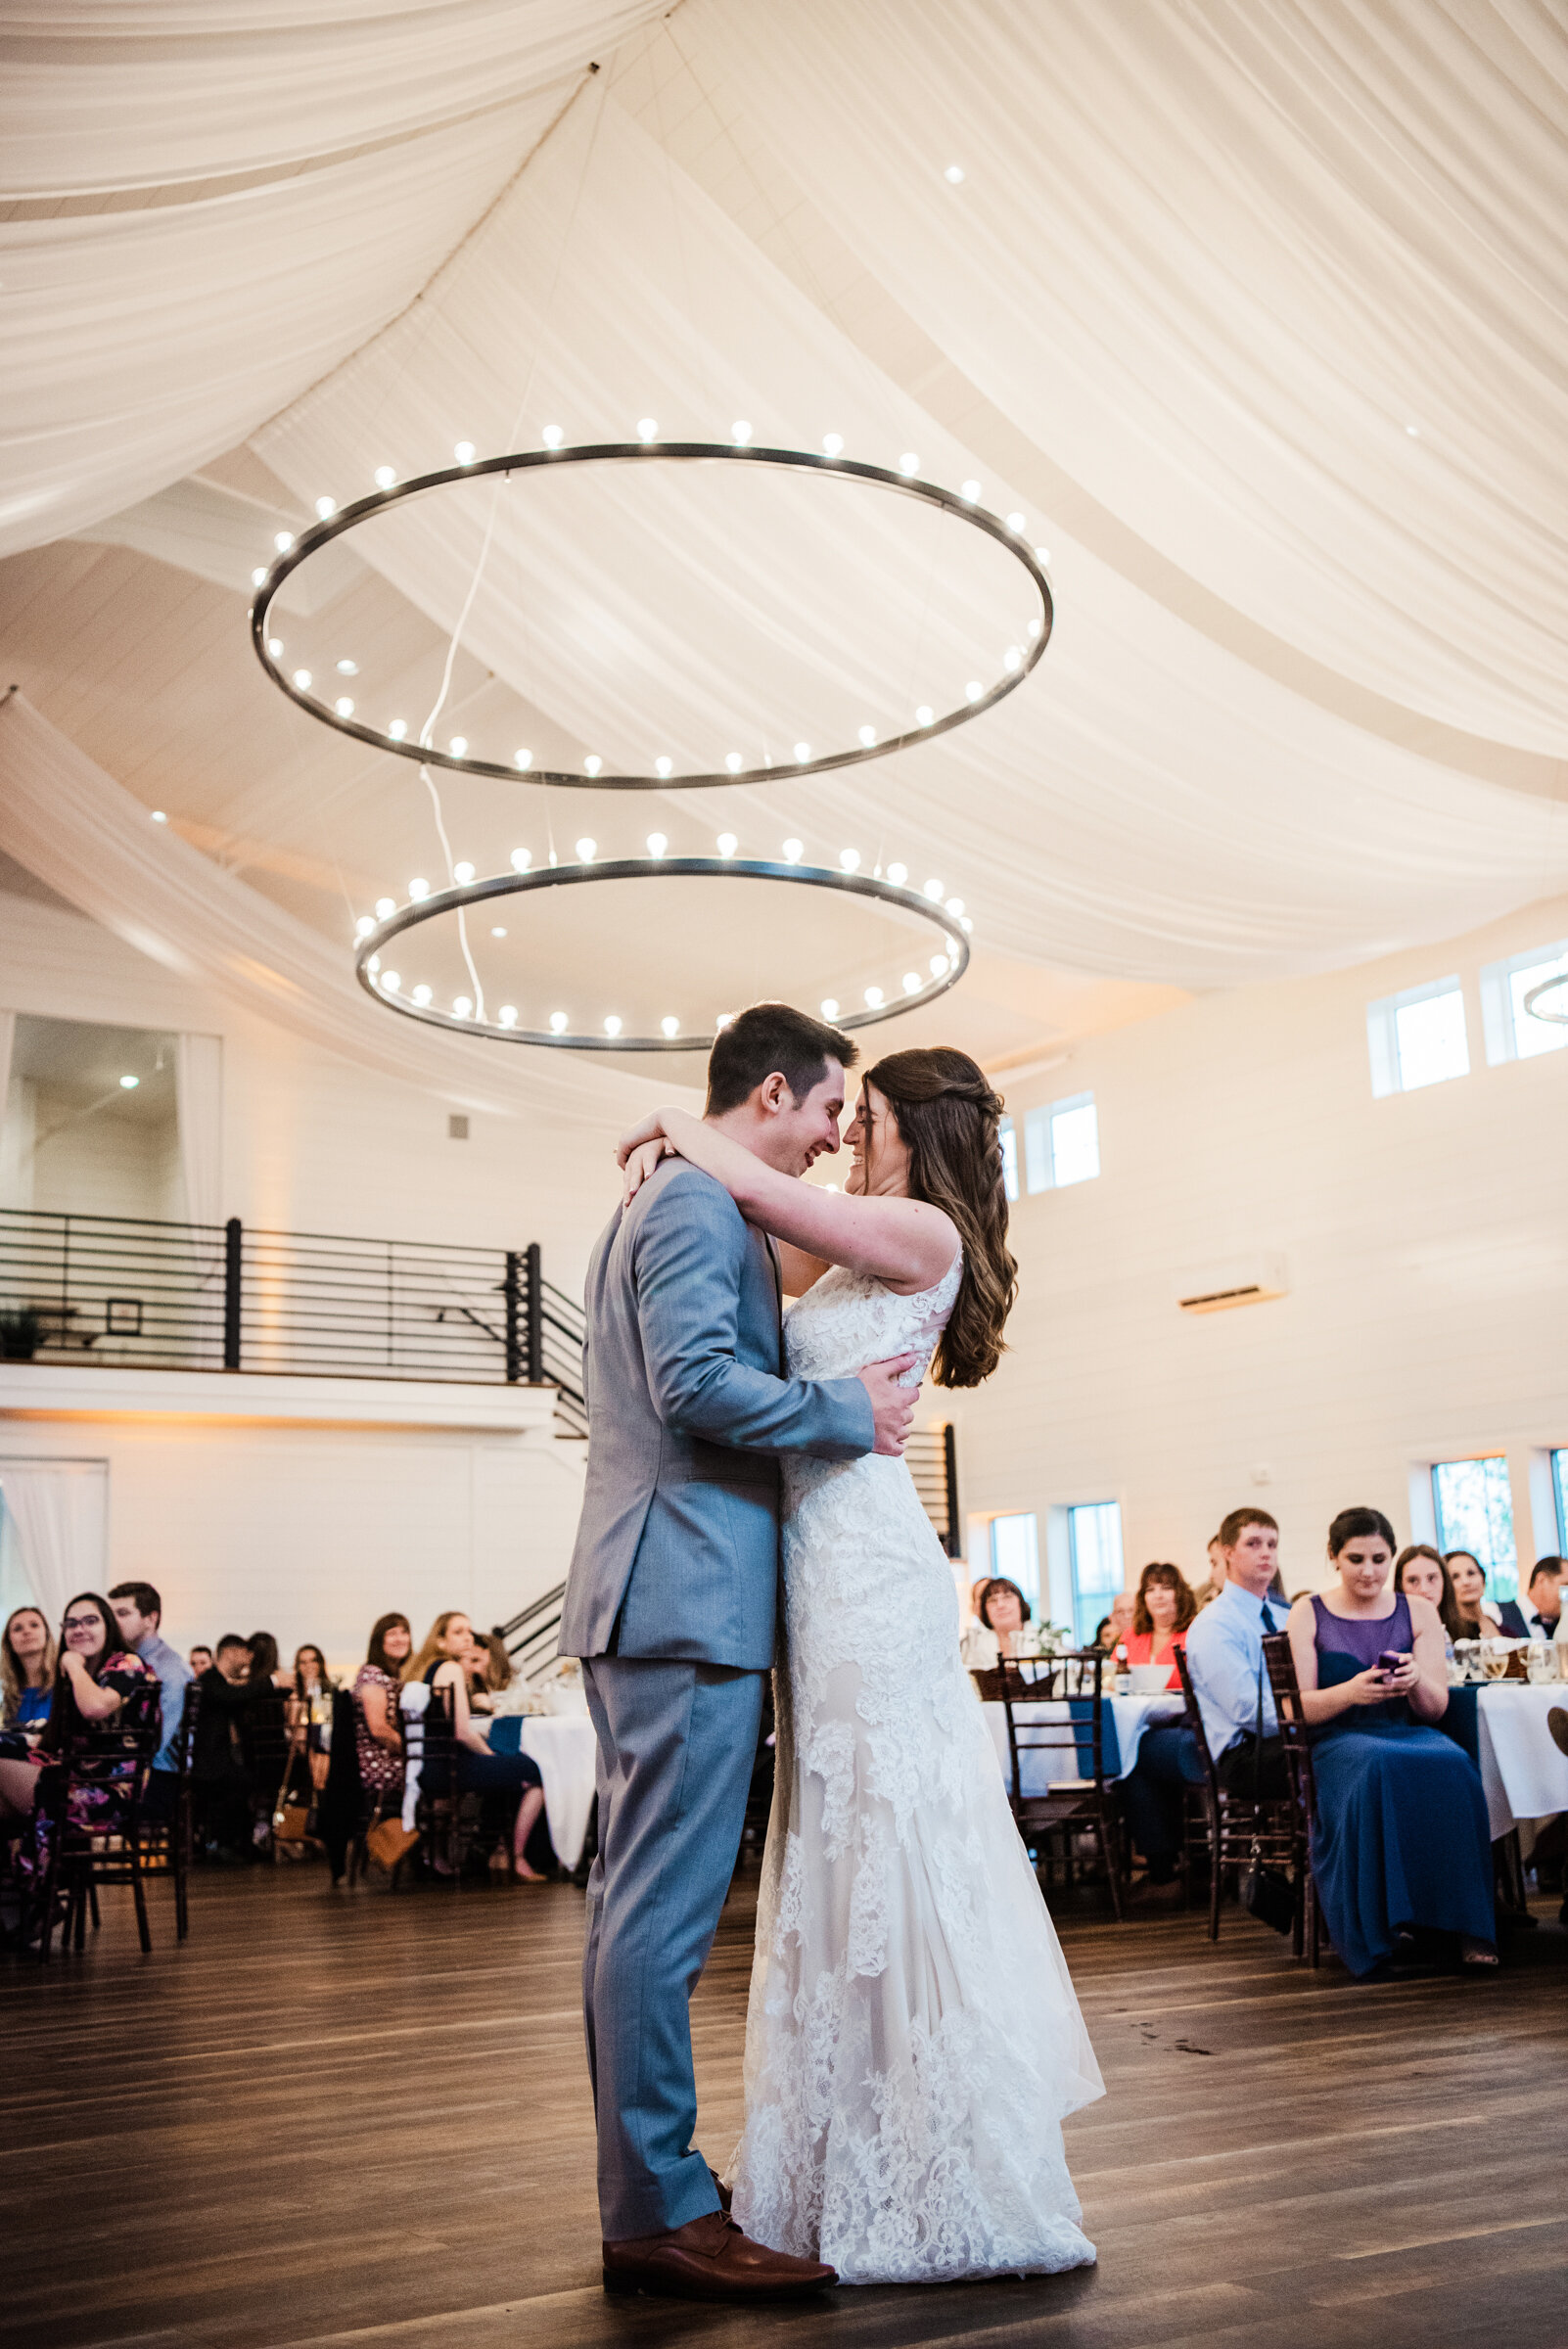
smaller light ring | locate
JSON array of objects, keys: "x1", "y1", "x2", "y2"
[
  {"x1": 355, "y1": 857, "x2": 970, "y2": 1049},
  {"x1": 1522, "y1": 972, "x2": 1568, "y2": 1027},
  {"x1": 251, "y1": 441, "x2": 1052, "y2": 790}
]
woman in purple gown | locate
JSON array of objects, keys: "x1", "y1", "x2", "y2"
[{"x1": 1286, "y1": 1507, "x2": 1495, "y2": 1977}]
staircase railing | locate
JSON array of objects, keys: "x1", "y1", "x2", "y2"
[{"x1": 497, "y1": 1581, "x2": 568, "y2": 1681}]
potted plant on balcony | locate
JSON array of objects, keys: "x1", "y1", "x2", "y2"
[{"x1": 0, "y1": 1307, "x2": 44, "y2": 1361}]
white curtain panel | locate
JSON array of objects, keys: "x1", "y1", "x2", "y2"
[
  {"x1": 683, "y1": 0, "x2": 1568, "y2": 759},
  {"x1": 255, "y1": 94, "x2": 1568, "y2": 988},
  {"x1": 0, "y1": 695, "x2": 688, "y2": 1128},
  {"x1": 174, "y1": 1032, "x2": 224, "y2": 1228},
  {"x1": 0, "y1": 0, "x2": 668, "y2": 555},
  {"x1": 0, "y1": 1461, "x2": 110, "y2": 1626}
]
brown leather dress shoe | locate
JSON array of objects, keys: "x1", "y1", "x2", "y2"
[{"x1": 603, "y1": 2208, "x2": 836, "y2": 2301}]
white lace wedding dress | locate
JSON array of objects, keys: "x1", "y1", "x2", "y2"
[{"x1": 726, "y1": 1252, "x2": 1104, "y2": 2283}]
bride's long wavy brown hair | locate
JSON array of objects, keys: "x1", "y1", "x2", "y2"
[{"x1": 861, "y1": 1046, "x2": 1018, "y2": 1388}]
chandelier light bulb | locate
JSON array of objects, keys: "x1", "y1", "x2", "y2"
[
  {"x1": 637, "y1": 419, "x2": 658, "y2": 443},
  {"x1": 375, "y1": 897, "x2": 395, "y2": 918},
  {"x1": 1006, "y1": 511, "x2": 1026, "y2": 532},
  {"x1": 821, "y1": 997, "x2": 840, "y2": 1019},
  {"x1": 355, "y1": 916, "x2": 374, "y2": 940},
  {"x1": 604, "y1": 1015, "x2": 623, "y2": 1037},
  {"x1": 453, "y1": 996, "x2": 473, "y2": 1019},
  {"x1": 840, "y1": 848, "x2": 861, "y2": 872},
  {"x1": 541, "y1": 425, "x2": 564, "y2": 449},
  {"x1": 915, "y1": 705, "x2": 934, "y2": 726},
  {"x1": 584, "y1": 755, "x2": 603, "y2": 778},
  {"x1": 151, "y1": 809, "x2": 168, "y2": 823},
  {"x1": 292, "y1": 669, "x2": 312, "y2": 691},
  {"x1": 930, "y1": 953, "x2": 949, "y2": 977},
  {"x1": 448, "y1": 735, "x2": 468, "y2": 757},
  {"x1": 887, "y1": 861, "x2": 907, "y2": 885},
  {"x1": 821, "y1": 433, "x2": 845, "y2": 458},
  {"x1": 454, "y1": 441, "x2": 476, "y2": 465},
  {"x1": 252, "y1": 567, "x2": 266, "y2": 587},
  {"x1": 961, "y1": 916, "x2": 973, "y2": 932},
  {"x1": 274, "y1": 531, "x2": 294, "y2": 553},
  {"x1": 960, "y1": 480, "x2": 981, "y2": 501},
  {"x1": 1034, "y1": 546, "x2": 1050, "y2": 566},
  {"x1": 715, "y1": 1012, "x2": 735, "y2": 1030},
  {"x1": 389, "y1": 718, "x2": 407, "y2": 740},
  {"x1": 903, "y1": 972, "x2": 921, "y2": 994},
  {"x1": 655, "y1": 756, "x2": 673, "y2": 778},
  {"x1": 315, "y1": 496, "x2": 336, "y2": 520},
  {"x1": 1004, "y1": 646, "x2": 1021, "y2": 672},
  {"x1": 576, "y1": 838, "x2": 597, "y2": 862},
  {"x1": 899, "y1": 452, "x2": 920, "y2": 476},
  {"x1": 408, "y1": 878, "x2": 430, "y2": 900},
  {"x1": 1026, "y1": 617, "x2": 1041, "y2": 641},
  {"x1": 864, "y1": 986, "x2": 884, "y2": 1008},
  {"x1": 965, "y1": 680, "x2": 984, "y2": 703},
  {"x1": 514, "y1": 748, "x2": 532, "y2": 769},
  {"x1": 337, "y1": 659, "x2": 357, "y2": 675},
  {"x1": 266, "y1": 638, "x2": 283, "y2": 658},
  {"x1": 367, "y1": 954, "x2": 381, "y2": 974},
  {"x1": 716, "y1": 833, "x2": 738, "y2": 858},
  {"x1": 374, "y1": 466, "x2": 396, "y2": 488},
  {"x1": 661, "y1": 1016, "x2": 680, "y2": 1037},
  {"x1": 412, "y1": 984, "x2": 433, "y2": 1006},
  {"x1": 453, "y1": 860, "x2": 475, "y2": 884},
  {"x1": 725, "y1": 752, "x2": 743, "y2": 773},
  {"x1": 945, "y1": 163, "x2": 966, "y2": 183},
  {"x1": 731, "y1": 420, "x2": 752, "y2": 445},
  {"x1": 782, "y1": 839, "x2": 803, "y2": 862},
  {"x1": 792, "y1": 743, "x2": 811, "y2": 764},
  {"x1": 646, "y1": 833, "x2": 668, "y2": 857},
  {"x1": 945, "y1": 896, "x2": 965, "y2": 916},
  {"x1": 335, "y1": 697, "x2": 354, "y2": 717},
  {"x1": 510, "y1": 848, "x2": 531, "y2": 872},
  {"x1": 857, "y1": 724, "x2": 877, "y2": 747},
  {"x1": 549, "y1": 1011, "x2": 569, "y2": 1035},
  {"x1": 383, "y1": 970, "x2": 401, "y2": 992},
  {"x1": 490, "y1": 925, "x2": 506, "y2": 938},
  {"x1": 498, "y1": 1005, "x2": 518, "y2": 1027},
  {"x1": 924, "y1": 878, "x2": 944, "y2": 900}
]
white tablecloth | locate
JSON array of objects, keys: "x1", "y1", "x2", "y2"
[
  {"x1": 471, "y1": 1709, "x2": 598, "y2": 1868},
  {"x1": 982, "y1": 1689, "x2": 1185, "y2": 1793},
  {"x1": 1475, "y1": 1685, "x2": 1568, "y2": 1840}
]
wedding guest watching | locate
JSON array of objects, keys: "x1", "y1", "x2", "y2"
[
  {"x1": 1394, "y1": 1546, "x2": 1461, "y2": 1645},
  {"x1": 405, "y1": 1611, "x2": 548, "y2": 1878},
  {"x1": 1495, "y1": 1559, "x2": 1566, "y2": 1642},
  {"x1": 1095, "y1": 1591, "x2": 1135, "y2": 1652},
  {"x1": 1181, "y1": 1507, "x2": 1290, "y2": 1797},
  {"x1": 2, "y1": 1606, "x2": 56, "y2": 1736},
  {"x1": 1126, "y1": 1563, "x2": 1195, "y2": 1688},
  {"x1": 189, "y1": 1644, "x2": 213, "y2": 1677},
  {"x1": 1287, "y1": 1506, "x2": 1495, "y2": 1975},
  {"x1": 353, "y1": 1613, "x2": 410, "y2": 1816},
  {"x1": 0, "y1": 1593, "x2": 158, "y2": 1850},
  {"x1": 289, "y1": 1643, "x2": 335, "y2": 1797},
  {"x1": 191, "y1": 1634, "x2": 265, "y2": 1862},
  {"x1": 978, "y1": 1577, "x2": 1034, "y2": 1658},
  {"x1": 110, "y1": 1581, "x2": 191, "y2": 1819},
  {"x1": 1445, "y1": 1553, "x2": 1501, "y2": 1639},
  {"x1": 1195, "y1": 1538, "x2": 1226, "y2": 1610}
]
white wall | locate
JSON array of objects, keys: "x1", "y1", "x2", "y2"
[{"x1": 954, "y1": 893, "x2": 1568, "y2": 1602}]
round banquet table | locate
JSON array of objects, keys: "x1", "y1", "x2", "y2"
[
  {"x1": 980, "y1": 1684, "x2": 1185, "y2": 1792},
  {"x1": 476, "y1": 1712, "x2": 597, "y2": 1869},
  {"x1": 1439, "y1": 1684, "x2": 1568, "y2": 1839}
]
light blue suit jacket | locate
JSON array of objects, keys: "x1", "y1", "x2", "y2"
[{"x1": 559, "y1": 1157, "x2": 874, "y2": 1669}]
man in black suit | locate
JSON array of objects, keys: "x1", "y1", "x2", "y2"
[{"x1": 1495, "y1": 1557, "x2": 1566, "y2": 1642}]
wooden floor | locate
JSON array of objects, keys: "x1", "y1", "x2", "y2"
[{"x1": 6, "y1": 1863, "x2": 1567, "y2": 2349}]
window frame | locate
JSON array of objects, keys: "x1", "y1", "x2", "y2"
[
  {"x1": 1431, "y1": 1453, "x2": 1518, "y2": 1605},
  {"x1": 1023, "y1": 1089, "x2": 1100, "y2": 1193},
  {"x1": 1065, "y1": 1498, "x2": 1125, "y2": 1645},
  {"x1": 1365, "y1": 975, "x2": 1469, "y2": 1098},
  {"x1": 1479, "y1": 938, "x2": 1568, "y2": 1066}
]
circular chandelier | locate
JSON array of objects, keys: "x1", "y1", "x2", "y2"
[
  {"x1": 1523, "y1": 972, "x2": 1568, "y2": 1027},
  {"x1": 249, "y1": 437, "x2": 1053, "y2": 790},
  {"x1": 355, "y1": 855, "x2": 971, "y2": 1050}
]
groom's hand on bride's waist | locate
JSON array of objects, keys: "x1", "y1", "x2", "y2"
[{"x1": 857, "y1": 1355, "x2": 919, "y2": 1454}]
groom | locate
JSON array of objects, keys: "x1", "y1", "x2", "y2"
[{"x1": 560, "y1": 1002, "x2": 917, "y2": 2301}]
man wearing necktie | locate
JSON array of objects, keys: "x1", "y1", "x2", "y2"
[{"x1": 1182, "y1": 1507, "x2": 1292, "y2": 1798}]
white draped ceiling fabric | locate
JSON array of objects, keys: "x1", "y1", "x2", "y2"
[{"x1": 2, "y1": 0, "x2": 1565, "y2": 1035}]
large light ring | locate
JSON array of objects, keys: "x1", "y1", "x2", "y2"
[
  {"x1": 355, "y1": 857, "x2": 970, "y2": 1049},
  {"x1": 251, "y1": 442, "x2": 1052, "y2": 789},
  {"x1": 1523, "y1": 972, "x2": 1568, "y2": 1027}
]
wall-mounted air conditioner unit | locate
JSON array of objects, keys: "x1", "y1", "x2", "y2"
[{"x1": 1175, "y1": 1253, "x2": 1289, "y2": 1315}]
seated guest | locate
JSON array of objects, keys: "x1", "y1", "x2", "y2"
[
  {"x1": 1194, "y1": 1537, "x2": 1226, "y2": 1610},
  {"x1": 109, "y1": 1581, "x2": 191, "y2": 1819},
  {"x1": 1394, "y1": 1546, "x2": 1461, "y2": 1645},
  {"x1": 1182, "y1": 1507, "x2": 1290, "y2": 1797},
  {"x1": 353, "y1": 1614, "x2": 411, "y2": 1816},
  {"x1": 0, "y1": 1594, "x2": 160, "y2": 1880},
  {"x1": 1126, "y1": 1563, "x2": 1195, "y2": 1688},
  {"x1": 1288, "y1": 1507, "x2": 1495, "y2": 1975},
  {"x1": 1445, "y1": 1552, "x2": 1501, "y2": 1639},
  {"x1": 1095, "y1": 1591, "x2": 1135, "y2": 1653},
  {"x1": 965, "y1": 1577, "x2": 1035, "y2": 1664},
  {"x1": 288, "y1": 1643, "x2": 335, "y2": 1798},
  {"x1": 2, "y1": 1606, "x2": 56, "y2": 1737},
  {"x1": 404, "y1": 1611, "x2": 548, "y2": 1879},
  {"x1": 189, "y1": 1644, "x2": 213, "y2": 1677},
  {"x1": 462, "y1": 1627, "x2": 513, "y2": 1713},
  {"x1": 191, "y1": 1634, "x2": 268, "y2": 1861},
  {"x1": 1495, "y1": 1558, "x2": 1566, "y2": 1642}
]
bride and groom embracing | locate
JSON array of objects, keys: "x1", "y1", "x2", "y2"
[{"x1": 559, "y1": 1001, "x2": 1102, "y2": 2302}]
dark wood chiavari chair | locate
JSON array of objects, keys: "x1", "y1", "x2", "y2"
[
  {"x1": 25, "y1": 1712, "x2": 161, "y2": 1959},
  {"x1": 972, "y1": 1648, "x2": 1126, "y2": 1919},
  {"x1": 1174, "y1": 1644, "x2": 1305, "y2": 1952},
  {"x1": 135, "y1": 1677, "x2": 201, "y2": 1940},
  {"x1": 1261, "y1": 1631, "x2": 1321, "y2": 1964}
]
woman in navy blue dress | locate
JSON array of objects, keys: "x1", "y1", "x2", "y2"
[{"x1": 1286, "y1": 1506, "x2": 1495, "y2": 1977}]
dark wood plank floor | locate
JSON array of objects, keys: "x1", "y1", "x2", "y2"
[{"x1": 5, "y1": 1864, "x2": 1566, "y2": 2349}]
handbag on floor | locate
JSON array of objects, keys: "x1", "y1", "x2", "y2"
[{"x1": 365, "y1": 1813, "x2": 421, "y2": 1868}]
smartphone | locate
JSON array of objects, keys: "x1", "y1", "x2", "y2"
[{"x1": 1375, "y1": 1649, "x2": 1405, "y2": 1677}]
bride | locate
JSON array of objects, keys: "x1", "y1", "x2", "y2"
[{"x1": 620, "y1": 1043, "x2": 1102, "y2": 2285}]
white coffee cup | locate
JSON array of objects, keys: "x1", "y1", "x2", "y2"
[{"x1": 1128, "y1": 1662, "x2": 1170, "y2": 1695}]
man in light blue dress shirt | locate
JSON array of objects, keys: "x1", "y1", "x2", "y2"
[
  {"x1": 1183, "y1": 1508, "x2": 1292, "y2": 1799},
  {"x1": 110, "y1": 1580, "x2": 191, "y2": 1820}
]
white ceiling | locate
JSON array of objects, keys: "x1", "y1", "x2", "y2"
[{"x1": 2, "y1": 1, "x2": 1564, "y2": 1104}]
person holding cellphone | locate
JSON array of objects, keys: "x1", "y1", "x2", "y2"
[{"x1": 1286, "y1": 1507, "x2": 1495, "y2": 1977}]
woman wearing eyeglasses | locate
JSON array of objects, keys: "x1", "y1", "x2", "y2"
[{"x1": 0, "y1": 1592, "x2": 159, "y2": 1889}]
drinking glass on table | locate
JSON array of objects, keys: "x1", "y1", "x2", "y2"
[
  {"x1": 1453, "y1": 1640, "x2": 1479, "y2": 1684},
  {"x1": 1527, "y1": 1641, "x2": 1557, "y2": 1685},
  {"x1": 1481, "y1": 1642, "x2": 1510, "y2": 1682}
]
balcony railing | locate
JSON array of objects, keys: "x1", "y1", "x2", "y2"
[{"x1": 0, "y1": 1208, "x2": 573, "y2": 1392}]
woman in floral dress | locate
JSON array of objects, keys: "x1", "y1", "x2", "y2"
[{"x1": 0, "y1": 1591, "x2": 159, "y2": 1879}]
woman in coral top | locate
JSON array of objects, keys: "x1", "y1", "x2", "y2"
[{"x1": 1123, "y1": 1561, "x2": 1196, "y2": 1688}]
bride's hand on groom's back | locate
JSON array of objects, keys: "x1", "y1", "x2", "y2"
[
  {"x1": 621, "y1": 1138, "x2": 671, "y2": 1203},
  {"x1": 616, "y1": 1110, "x2": 667, "y2": 1170},
  {"x1": 858, "y1": 1355, "x2": 919, "y2": 1454}
]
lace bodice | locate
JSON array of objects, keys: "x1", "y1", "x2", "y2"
[{"x1": 782, "y1": 1248, "x2": 961, "y2": 1387}]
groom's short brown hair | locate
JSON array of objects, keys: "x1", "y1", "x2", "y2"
[{"x1": 705, "y1": 1002, "x2": 857, "y2": 1118}]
